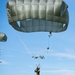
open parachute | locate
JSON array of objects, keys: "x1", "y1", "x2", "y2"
[
  {"x1": 0, "y1": 32, "x2": 7, "y2": 42},
  {"x1": 6, "y1": 0, "x2": 69, "y2": 33}
]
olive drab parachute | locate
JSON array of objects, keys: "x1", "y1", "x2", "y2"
[
  {"x1": 0, "y1": 32, "x2": 7, "y2": 42},
  {"x1": 6, "y1": 0, "x2": 69, "y2": 33}
]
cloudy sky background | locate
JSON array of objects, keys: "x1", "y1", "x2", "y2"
[{"x1": 0, "y1": 0, "x2": 75, "y2": 75}]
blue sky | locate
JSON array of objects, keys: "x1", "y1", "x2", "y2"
[{"x1": 0, "y1": 0, "x2": 75, "y2": 75}]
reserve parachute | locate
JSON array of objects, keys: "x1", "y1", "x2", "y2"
[
  {"x1": 0, "y1": 32, "x2": 7, "y2": 42},
  {"x1": 6, "y1": 0, "x2": 69, "y2": 33}
]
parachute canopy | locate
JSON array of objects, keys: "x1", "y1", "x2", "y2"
[
  {"x1": 6, "y1": 0, "x2": 69, "y2": 33},
  {"x1": 0, "y1": 32, "x2": 7, "y2": 42}
]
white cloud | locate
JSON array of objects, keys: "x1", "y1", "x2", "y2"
[
  {"x1": 42, "y1": 69, "x2": 75, "y2": 75},
  {"x1": 0, "y1": 60, "x2": 9, "y2": 65},
  {"x1": 28, "y1": 48, "x2": 75, "y2": 59},
  {"x1": 45, "y1": 48, "x2": 75, "y2": 59},
  {"x1": 42, "y1": 69, "x2": 73, "y2": 73},
  {"x1": 65, "y1": 48, "x2": 75, "y2": 55},
  {"x1": 48, "y1": 53, "x2": 75, "y2": 59}
]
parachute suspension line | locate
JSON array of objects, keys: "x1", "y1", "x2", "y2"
[
  {"x1": 47, "y1": 32, "x2": 52, "y2": 51},
  {"x1": 32, "y1": 33, "x2": 52, "y2": 60},
  {"x1": 16, "y1": 33, "x2": 32, "y2": 56}
]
